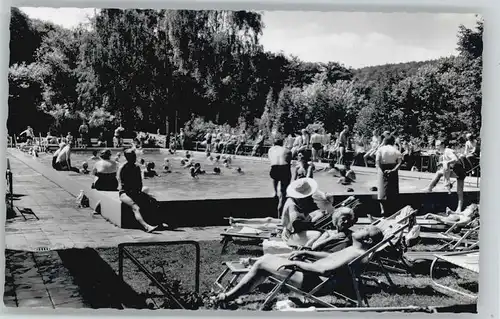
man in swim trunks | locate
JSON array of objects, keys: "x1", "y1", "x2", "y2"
[
  {"x1": 114, "y1": 124, "x2": 125, "y2": 147},
  {"x1": 337, "y1": 125, "x2": 351, "y2": 165},
  {"x1": 268, "y1": 137, "x2": 293, "y2": 217},
  {"x1": 310, "y1": 129, "x2": 323, "y2": 163},
  {"x1": 204, "y1": 130, "x2": 213, "y2": 154},
  {"x1": 78, "y1": 121, "x2": 89, "y2": 147},
  {"x1": 211, "y1": 225, "x2": 384, "y2": 304}
]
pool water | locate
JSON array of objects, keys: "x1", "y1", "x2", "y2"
[{"x1": 39, "y1": 150, "x2": 430, "y2": 201}]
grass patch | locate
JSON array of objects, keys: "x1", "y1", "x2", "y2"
[{"x1": 96, "y1": 240, "x2": 478, "y2": 311}]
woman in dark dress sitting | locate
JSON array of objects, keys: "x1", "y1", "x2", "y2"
[{"x1": 91, "y1": 149, "x2": 119, "y2": 191}]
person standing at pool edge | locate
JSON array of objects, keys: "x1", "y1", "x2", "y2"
[
  {"x1": 114, "y1": 123, "x2": 125, "y2": 148},
  {"x1": 268, "y1": 137, "x2": 293, "y2": 217},
  {"x1": 375, "y1": 135, "x2": 402, "y2": 217},
  {"x1": 310, "y1": 129, "x2": 323, "y2": 163}
]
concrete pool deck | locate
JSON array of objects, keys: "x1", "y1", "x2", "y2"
[
  {"x1": 4, "y1": 155, "x2": 228, "y2": 309},
  {"x1": 8, "y1": 147, "x2": 480, "y2": 230},
  {"x1": 5, "y1": 154, "x2": 226, "y2": 252}
]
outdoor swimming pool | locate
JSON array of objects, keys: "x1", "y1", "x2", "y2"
[{"x1": 35, "y1": 149, "x2": 465, "y2": 202}]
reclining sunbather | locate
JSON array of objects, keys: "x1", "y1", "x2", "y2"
[
  {"x1": 309, "y1": 207, "x2": 357, "y2": 251},
  {"x1": 212, "y1": 225, "x2": 384, "y2": 303},
  {"x1": 228, "y1": 217, "x2": 282, "y2": 230},
  {"x1": 423, "y1": 203, "x2": 479, "y2": 226}
]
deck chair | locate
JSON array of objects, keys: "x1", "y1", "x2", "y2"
[
  {"x1": 432, "y1": 225, "x2": 479, "y2": 251},
  {"x1": 368, "y1": 206, "x2": 418, "y2": 272},
  {"x1": 430, "y1": 250, "x2": 479, "y2": 299},
  {"x1": 405, "y1": 226, "x2": 479, "y2": 262},
  {"x1": 220, "y1": 196, "x2": 359, "y2": 254},
  {"x1": 416, "y1": 217, "x2": 479, "y2": 246},
  {"x1": 220, "y1": 226, "x2": 281, "y2": 254},
  {"x1": 216, "y1": 206, "x2": 416, "y2": 291},
  {"x1": 259, "y1": 222, "x2": 411, "y2": 310}
]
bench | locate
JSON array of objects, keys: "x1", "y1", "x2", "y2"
[
  {"x1": 90, "y1": 138, "x2": 107, "y2": 147},
  {"x1": 112, "y1": 137, "x2": 134, "y2": 148}
]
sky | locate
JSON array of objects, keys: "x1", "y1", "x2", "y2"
[{"x1": 19, "y1": 7, "x2": 479, "y2": 68}]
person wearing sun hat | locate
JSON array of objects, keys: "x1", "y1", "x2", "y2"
[
  {"x1": 281, "y1": 178, "x2": 322, "y2": 248},
  {"x1": 91, "y1": 149, "x2": 118, "y2": 191}
]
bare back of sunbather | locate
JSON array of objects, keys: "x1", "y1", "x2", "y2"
[
  {"x1": 222, "y1": 246, "x2": 365, "y2": 302},
  {"x1": 230, "y1": 217, "x2": 281, "y2": 225},
  {"x1": 425, "y1": 204, "x2": 478, "y2": 225}
]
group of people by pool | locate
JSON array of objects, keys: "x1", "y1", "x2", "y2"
[
  {"x1": 44, "y1": 141, "x2": 249, "y2": 232},
  {"x1": 267, "y1": 129, "x2": 475, "y2": 221},
  {"x1": 17, "y1": 120, "x2": 479, "y2": 235}
]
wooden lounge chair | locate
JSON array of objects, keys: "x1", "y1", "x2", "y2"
[
  {"x1": 367, "y1": 206, "x2": 418, "y2": 274},
  {"x1": 216, "y1": 206, "x2": 417, "y2": 292},
  {"x1": 260, "y1": 223, "x2": 411, "y2": 310},
  {"x1": 430, "y1": 250, "x2": 479, "y2": 299},
  {"x1": 219, "y1": 196, "x2": 360, "y2": 254},
  {"x1": 404, "y1": 225, "x2": 479, "y2": 262},
  {"x1": 219, "y1": 225, "x2": 281, "y2": 254}
]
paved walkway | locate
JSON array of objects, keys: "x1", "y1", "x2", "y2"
[
  {"x1": 5, "y1": 155, "x2": 227, "y2": 309},
  {"x1": 4, "y1": 250, "x2": 89, "y2": 308},
  {"x1": 6, "y1": 155, "x2": 225, "y2": 252}
]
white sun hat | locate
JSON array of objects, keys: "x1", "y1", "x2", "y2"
[{"x1": 287, "y1": 178, "x2": 318, "y2": 199}]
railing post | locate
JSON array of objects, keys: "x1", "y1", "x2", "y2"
[{"x1": 118, "y1": 245, "x2": 124, "y2": 281}]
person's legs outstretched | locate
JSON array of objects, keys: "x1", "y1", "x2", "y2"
[
  {"x1": 220, "y1": 254, "x2": 304, "y2": 302},
  {"x1": 119, "y1": 193, "x2": 157, "y2": 232}
]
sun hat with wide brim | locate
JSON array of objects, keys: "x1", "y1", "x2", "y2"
[{"x1": 287, "y1": 178, "x2": 318, "y2": 199}]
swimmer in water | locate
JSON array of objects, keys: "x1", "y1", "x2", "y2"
[
  {"x1": 233, "y1": 167, "x2": 244, "y2": 174},
  {"x1": 80, "y1": 162, "x2": 90, "y2": 174},
  {"x1": 143, "y1": 162, "x2": 159, "y2": 178},
  {"x1": 163, "y1": 158, "x2": 172, "y2": 173},
  {"x1": 89, "y1": 150, "x2": 99, "y2": 161},
  {"x1": 182, "y1": 154, "x2": 194, "y2": 168},
  {"x1": 190, "y1": 163, "x2": 206, "y2": 179},
  {"x1": 212, "y1": 167, "x2": 221, "y2": 175},
  {"x1": 222, "y1": 158, "x2": 231, "y2": 168},
  {"x1": 213, "y1": 155, "x2": 221, "y2": 163}
]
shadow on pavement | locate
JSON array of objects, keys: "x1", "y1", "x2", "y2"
[{"x1": 58, "y1": 248, "x2": 147, "y2": 309}]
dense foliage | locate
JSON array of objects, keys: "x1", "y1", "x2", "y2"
[{"x1": 8, "y1": 8, "x2": 482, "y2": 145}]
